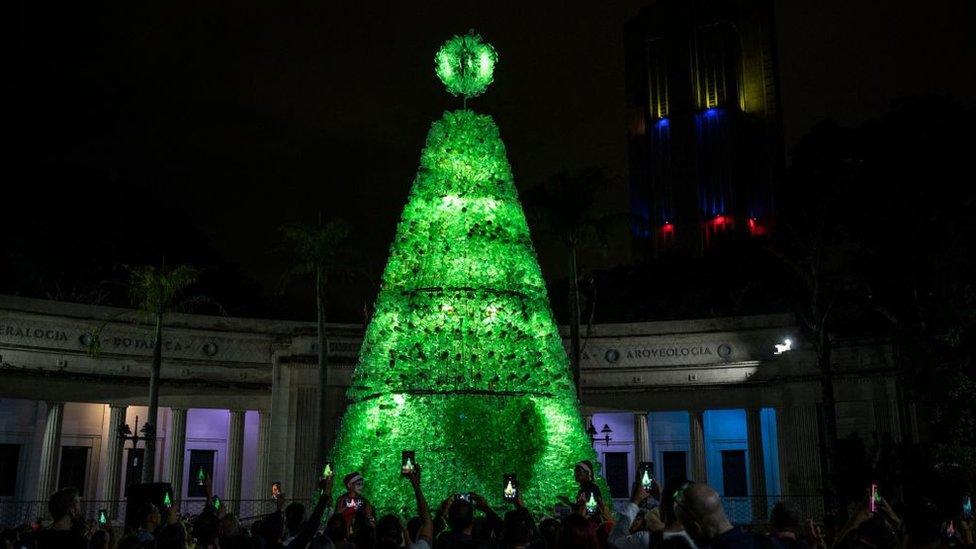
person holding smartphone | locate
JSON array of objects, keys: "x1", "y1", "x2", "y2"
[
  {"x1": 558, "y1": 460, "x2": 604, "y2": 516},
  {"x1": 434, "y1": 491, "x2": 503, "y2": 547},
  {"x1": 336, "y1": 471, "x2": 371, "y2": 528}
]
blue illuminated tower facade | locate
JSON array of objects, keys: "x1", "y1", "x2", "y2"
[{"x1": 625, "y1": 0, "x2": 784, "y2": 258}]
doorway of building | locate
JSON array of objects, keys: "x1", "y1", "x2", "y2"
[
  {"x1": 187, "y1": 450, "x2": 216, "y2": 498},
  {"x1": 662, "y1": 451, "x2": 688, "y2": 484},
  {"x1": 603, "y1": 452, "x2": 630, "y2": 498},
  {"x1": 58, "y1": 446, "x2": 89, "y2": 493},
  {"x1": 721, "y1": 449, "x2": 748, "y2": 497},
  {"x1": 124, "y1": 448, "x2": 144, "y2": 497}
]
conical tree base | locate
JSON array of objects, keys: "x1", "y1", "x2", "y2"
[{"x1": 330, "y1": 110, "x2": 604, "y2": 515}]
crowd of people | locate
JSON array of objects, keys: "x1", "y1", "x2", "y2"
[{"x1": 2, "y1": 460, "x2": 970, "y2": 549}]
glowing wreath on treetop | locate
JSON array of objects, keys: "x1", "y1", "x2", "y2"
[{"x1": 435, "y1": 31, "x2": 498, "y2": 98}]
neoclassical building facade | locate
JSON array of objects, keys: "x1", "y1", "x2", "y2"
[{"x1": 0, "y1": 295, "x2": 909, "y2": 522}]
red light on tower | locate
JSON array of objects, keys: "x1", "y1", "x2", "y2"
[
  {"x1": 748, "y1": 217, "x2": 767, "y2": 236},
  {"x1": 661, "y1": 221, "x2": 674, "y2": 233}
]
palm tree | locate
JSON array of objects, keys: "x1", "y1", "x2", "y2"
[
  {"x1": 126, "y1": 264, "x2": 200, "y2": 482},
  {"x1": 523, "y1": 167, "x2": 619, "y2": 401},
  {"x1": 279, "y1": 218, "x2": 351, "y2": 472}
]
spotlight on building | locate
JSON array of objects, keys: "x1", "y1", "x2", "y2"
[{"x1": 774, "y1": 338, "x2": 793, "y2": 355}]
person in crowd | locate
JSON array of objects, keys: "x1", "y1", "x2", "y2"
[
  {"x1": 375, "y1": 514, "x2": 406, "y2": 548},
  {"x1": 609, "y1": 482, "x2": 654, "y2": 549},
  {"x1": 537, "y1": 518, "x2": 560, "y2": 549},
  {"x1": 558, "y1": 461, "x2": 603, "y2": 513},
  {"x1": 400, "y1": 467, "x2": 434, "y2": 549},
  {"x1": 407, "y1": 517, "x2": 424, "y2": 546},
  {"x1": 323, "y1": 513, "x2": 354, "y2": 549},
  {"x1": 768, "y1": 501, "x2": 811, "y2": 549},
  {"x1": 673, "y1": 482, "x2": 764, "y2": 549},
  {"x1": 153, "y1": 503, "x2": 189, "y2": 549},
  {"x1": 155, "y1": 520, "x2": 188, "y2": 549},
  {"x1": 257, "y1": 483, "x2": 289, "y2": 547},
  {"x1": 834, "y1": 490, "x2": 901, "y2": 549},
  {"x1": 25, "y1": 487, "x2": 89, "y2": 549},
  {"x1": 285, "y1": 475, "x2": 334, "y2": 549},
  {"x1": 337, "y1": 472, "x2": 370, "y2": 528},
  {"x1": 902, "y1": 500, "x2": 944, "y2": 549},
  {"x1": 220, "y1": 513, "x2": 259, "y2": 549},
  {"x1": 556, "y1": 513, "x2": 601, "y2": 549},
  {"x1": 501, "y1": 507, "x2": 535, "y2": 549},
  {"x1": 284, "y1": 502, "x2": 308, "y2": 545},
  {"x1": 323, "y1": 513, "x2": 355, "y2": 549},
  {"x1": 433, "y1": 492, "x2": 501, "y2": 549},
  {"x1": 133, "y1": 503, "x2": 161, "y2": 544}
]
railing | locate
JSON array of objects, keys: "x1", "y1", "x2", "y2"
[
  {"x1": 0, "y1": 499, "x2": 312, "y2": 528},
  {"x1": 611, "y1": 495, "x2": 824, "y2": 526},
  {"x1": 2, "y1": 494, "x2": 823, "y2": 528},
  {"x1": 720, "y1": 495, "x2": 824, "y2": 525}
]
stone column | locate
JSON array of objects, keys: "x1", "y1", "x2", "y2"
[
  {"x1": 746, "y1": 408, "x2": 768, "y2": 521},
  {"x1": 225, "y1": 410, "x2": 246, "y2": 513},
  {"x1": 36, "y1": 402, "x2": 65, "y2": 507},
  {"x1": 101, "y1": 405, "x2": 127, "y2": 517},
  {"x1": 689, "y1": 410, "x2": 707, "y2": 483},
  {"x1": 293, "y1": 388, "x2": 319, "y2": 500},
  {"x1": 777, "y1": 405, "x2": 823, "y2": 519},
  {"x1": 634, "y1": 413, "x2": 651, "y2": 463},
  {"x1": 166, "y1": 408, "x2": 188, "y2": 505},
  {"x1": 254, "y1": 410, "x2": 271, "y2": 501},
  {"x1": 873, "y1": 379, "x2": 902, "y2": 444}
]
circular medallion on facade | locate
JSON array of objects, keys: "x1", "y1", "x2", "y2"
[
  {"x1": 202, "y1": 342, "x2": 219, "y2": 357},
  {"x1": 717, "y1": 343, "x2": 732, "y2": 359},
  {"x1": 604, "y1": 349, "x2": 620, "y2": 364},
  {"x1": 78, "y1": 332, "x2": 94, "y2": 347}
]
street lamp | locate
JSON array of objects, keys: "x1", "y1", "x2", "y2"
[
  {"x1": 586, "y1": 419, "x2": 597, "y2": 443},
  {"x1": 586, "y1": 420, "x2": 613, "y2": 446},
  {"x1": 117, "y1": 416, "x2": 155, "y2": 452}
]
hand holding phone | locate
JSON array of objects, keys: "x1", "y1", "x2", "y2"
[
  {"x1": 322, "y1": 463, "x2": 334, "y2": 479},
  {"x1": 272, "y1": 482, "x2": 282, "y2": 499},
  {"x1": 212, "y1": 495, "x2": 222, "y2": 511},
  {"x1": 869, "y1": 484, "x2": 881, "y2": 513},
  {"x1": 584, "y1": 492, "x2": 598, "y2": 516},
  {"x1": 401, "y1": 451, "x2": 416, "y2": 477},
  {"x1": 964, "y1": 495, "x2": 973, "y2": 520},
  {"x1": 97, "y1": 509, "x2": 108, "y2": 526},
  {"x1": 503, "y1": 474, "x2": 519, "y2": 503}
]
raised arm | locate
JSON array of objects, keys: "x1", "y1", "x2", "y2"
[{"x1": 407, "y1": 467, "x2": 433, "y2": 547}]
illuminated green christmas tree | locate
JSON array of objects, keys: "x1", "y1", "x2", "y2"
[{"x1": 329, "y1": 32, "x2": 603, "y2": 515}]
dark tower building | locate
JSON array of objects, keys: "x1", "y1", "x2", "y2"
[{"x1": 625, "y1": 0, "x2": 784, "y2": 257}]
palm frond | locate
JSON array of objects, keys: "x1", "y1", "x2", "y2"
[
  {"x1": 278, "y1": 218, "x2": 353, "y2": 283},
  {"x1": 124, "y1": 264, "x2": 201, "y2": 317}
]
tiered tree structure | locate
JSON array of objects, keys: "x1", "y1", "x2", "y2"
[{"x1": 329, "y1": 32, "x2": 604, "y2": 515}]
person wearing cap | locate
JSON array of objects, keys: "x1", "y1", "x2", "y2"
[
  {"x1": 336, "y1": 472, "x2": 370, "y2": 527},
  {"x1": 556, "y1": 460, "x2": 605, "y2": 521},
  {"x1": 574, "y1": 460, "x2": 603, "y2": 507}
]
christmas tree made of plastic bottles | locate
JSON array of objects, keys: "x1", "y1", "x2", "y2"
[{"x1": 329, "y1": 32, "x2": 604, "y2": 515}]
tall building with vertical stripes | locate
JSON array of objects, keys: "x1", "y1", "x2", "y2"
[{"x1": 625, "y1": 0, "x2": 784, "y2": 257}]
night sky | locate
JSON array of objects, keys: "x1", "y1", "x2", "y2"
[{"x1": 3, "y1": 1, "x2": 974, "y2": 320}]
